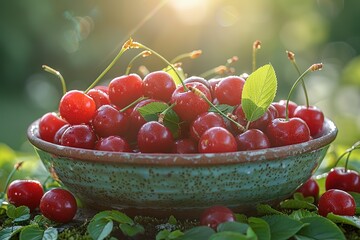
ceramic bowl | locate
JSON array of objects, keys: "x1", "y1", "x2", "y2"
[{"x1": 27, "y1": 118, "x2": 337, "y2": 218}]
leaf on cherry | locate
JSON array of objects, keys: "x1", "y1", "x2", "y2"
[
  {"x1": 137, "y1": 102, "x2": 181, "y2": 138},
  {"x1": 209, "y1": 104, "x2": 235, "y2": 116},
  {"x1": 241, "y1": 64, "x2": 277, "y2": 122}
]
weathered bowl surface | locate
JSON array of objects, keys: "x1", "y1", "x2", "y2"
[{"x1": 27, "y1": 118, "x2": 337, "y2": 218}]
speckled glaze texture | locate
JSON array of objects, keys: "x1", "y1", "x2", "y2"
[{"x1": 28, "y1": 118, "x2": 337, "y2": 218}]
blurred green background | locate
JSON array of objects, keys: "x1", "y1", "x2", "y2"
[{"x1": 0, "y1": 0, "x2": 359, "y2": 153}]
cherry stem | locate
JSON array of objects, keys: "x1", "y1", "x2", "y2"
[
  {"x1": 199, "y1": 56, "x2": 238, "y2": 79},
  {"x1": 170, "y1": 50, "x2": 202, "y2": 64},
  {"x1": 125, "y1": 51, "x2": 152, "y2": 75},
  {"x1": 158, "y1": 103, "x2": 175, "y2": 124},
  {"x1": 252, "y1": 40, "x2": 261, "y2": 72},
  {"x1": 285, "y1": 63, "x2": 323, "y2": 121},
  {"x1": 119, "y1": 96, "x2": 148, "y2": 113},
  {"x1": 286, "y1": 51, "x2": 310, "y2": 107},
  {"x1": 42, "y1": 65, "x2": 67, "y2": 95},
  {"x1": 0, "y1": 162, "x2": 23, "y2": 202},
  {"x1": 84, "y1": 39, "x2": 134, "y2": 93},
  {"x1": 334, "y1": 140, "x2": 360, "y2": 171},
  {"x1": 188, "y1": 86, "x2": 245, "y2": 133},
  {"x1": 134, "y1": 42, "x2": 187, "y2": 91}
]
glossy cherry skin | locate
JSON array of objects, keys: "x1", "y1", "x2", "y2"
[
  {"x1": 190, "y1": 112, "x2": 226, "y2": 141},
  {"x1": 271, "y1": 102, "x2": 286, "y2": 118},
  {"x1": 38, "y1": 112, "x2": 67, "y2": 143},
  {"x1": 325, "y1": 167, "x2": 360, "y2": 193},
  {"x1": 294, "y1": 105, "x2": 324, "y2": 137},
  {"x1": 278, "y1": 100, "x2": 298, "y2": 118},
  {"x1": 172, "y1": 138, "x2": 198, "y2": 153},
  {"x1": 92, "y1": 105, "x2": 129, "y2": 138},
  {"x1": 137, "y1": 121, "x2": 174, "y2": 153},
  {"x1": 59, "y1": 90, "x2": 96, "y2": 125},
  {"x1": 40, "y1": 188, "x2": 77, "y2": 223},
  {"x1": 266, "y1": 117, "x2": 311, "y2": 147},
  {"x1": 296, "y1": 177, "x2": 319, "y2": 201},
  {"x1": 7, "y1": 180, "x2": 44, "y2": 211},
  {"x1": 183, "y1": 76, "x2": 211, "y2": 92},
  {"x1": 171, "y1": 82, "x2": 212, "y2": 123},
  {"x1": 200, "y1": 205, "x2": 236, "y2": 230},
  {"x1": 143, "y1": 71, "x2": 176, "y2": 102},
  {"x1": 60, "y1": 124, "x2": 97, "y2": 149},
  {"x1": 198, "y1": 127, "x2": 237, "y2": 153},
  {"x1": 214, "y1": 76, "x2": 245, "y2": 106},
  {"x1": 108, "y1": 74, "x2": 144, "y2": 109},
  {"x1": 95, "y1": 136, "x2": 131, "y2": 152},
  {"x1": 236, "y1": 129, "x2": 270, "y2": 151},
  {"x1": 87, "y1": 88, "x2": 110, "y2": 109},
  {"x1": 318, "y1": 189, "x2": 356, "y2": 217},
  {"x1": 53, "y1": 124, "x2": 70, "y2": 145}
]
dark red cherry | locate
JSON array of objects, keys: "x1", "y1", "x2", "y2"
[
  {"x1": 190, "y1": 112, "x2": 226, "y2": 141},
  {"x1": 293, "y1": 105, "x2": 324, "y2": 137},
  {"x1": 95, "y1": 136, "x2": 131, "y2": 152},
  {"x1": 59, "y1": 90, "x2": 96, "y2": 125},
  {"x1": 143, "y1": 71, "x2": 176, "y2": 102},
  {"x1": 183, "y1": 76, "x2": 211, "y2": 91},
  {"x1": 236, "y1": 129, "x2": 270, "y2": 151},
  {"x1": 318, "y1": 189, "x2": 356, "y2": 217},
  {"x1": 278, "y1": 100, "x2": 298, "y2": 118},
  {"x1": 266, "y1": 117, "x2": 311, "y2": 147},
  {"x1": 198, "y1": 127, "x2": 237, "y2": 153},
  {"x1": 271, "y1": 102, "x2": 286, "y2": 118},
  {"x1": 87, "y1": 89, "x2": 110, "y2": 109},
  {"x1": 108, "y1": 74, "x2": 144, "y2": 109},
  {"x1": 325, "y1": 167, "x2": 360, "y2": 193},
  {"x1": 296, "y1": 177, "x2": 319, "y2": 201},
  {"x1": 137, "y1": 121, "x2": 174, "y2": 153},
  {"x1": 53, "y1": 124, "x2": 70, "y2": 144},
  {"x1": 92, "y1": 105, "x2": 129, "y2": 138},
  {"x1": 214, "y1": 76, "x2": 245, "y2": 106},
  {"x1": 7, "y1": 180, "x2": 44, "y2": 211},
  {"x1": 173, "y1": 138, "x2": 198, "y2": 153},
  {"x1": 60, "y1": 124, "x2": 97, "y2": 149},
  {"x1": 38, "y1": 112, "x2": 67, "y2": 143},
  {"x1": 171, "y1": 82, "x2": 212, "y2": 123},
  {"x1": 200, "y1": 205, "x2": 236, "y2": 230}
]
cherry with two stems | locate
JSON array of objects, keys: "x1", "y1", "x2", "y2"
[{"x1": 266, "y1": 63, "x2": 323, "y2": 147}]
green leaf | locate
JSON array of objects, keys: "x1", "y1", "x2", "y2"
[
  {"x1": 349, "y1": 192, "x2": 360, "y2": 214},
  {"x1": 327, "y1": 213, "x2": 360, "y2": 229},
  {"x1": 156, "y1": 230, "x2": 171, "y2": 240},
  {"x1": 262, "y1": 215, "x2": 307, "y2": 240},
  {"x1": 209, "y1": 104, "x2": 235, "y2": 116},
  {"x1": 280, "y1": 199, "x2": 317, "y2": 210},
  {"x1": 91, "y1": 210, "x2": 133, "y2": 225},
  {"x1": 168, "y1": 215, "x2": 178, "y2": 225},
  {"x1": 19, "y1": 225, "x2": 43, "y2": 240},
  {"x1": 163, "y1": 65, "x2": 185, "y2": 86},
  {"x1": 289, "y1": 209, "x2": 318, "y2": 221},
  {"x1": 87, "y1": 218, "x2": 114, "y2": 240},
  {"x1": 0, "y1": 226, "x2": 23, "y2": 240},
  {"x1": 256, "y1": 204, "x2": 283, "y2": 215},
  {"x1": 137, "y1": 102, "x2": 181, "y2": 138},
  {"x1": 168, "y1": 230, "x2": 185, "y2": 239},
  {"x1": 209, "y1": 231, "x2": 248, "y2": 240},
  {"x1": 235, "y1": 213, "x2": 248, "y2": 223},
  {"x1": 241, "y1": 64, "x2": 277, "y2": 122},
  {"x1": 217, "y1": 221, "x2": 249, "y2": 234},
  {"x1": 293, "y1": 192, "x2": 315, "y2": 203},
  {"x1": 248, "y1": 217, "x2": 270, "y2": 240},
  {"x1": 42, "y1": 227, "x2": 58, "y2": 240},
  {"x1": 295, "y1": 216, "x2": 346, "y2": 240},
  {"x1": 6, "y1": 205, "x2": 31, "y2": 222},
  {"x1": 178, "y1": 226, "x2": 215, "y2": 240},
  {"x1": 119, "y1": 223, "x2": 145, "y2": 237}
]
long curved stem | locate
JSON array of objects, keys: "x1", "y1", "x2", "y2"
[{"x1": 42, "y1": 65, "x2": 67, "y2": 95}]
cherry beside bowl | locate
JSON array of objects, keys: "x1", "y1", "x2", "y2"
[{"x1": 27, "y1": 118, "x2": 337, "y2": 218}]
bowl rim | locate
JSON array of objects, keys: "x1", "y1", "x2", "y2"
[{"x1": 27, "y1": 118, "x2": 337, "y2": 166}]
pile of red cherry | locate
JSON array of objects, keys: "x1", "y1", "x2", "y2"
[{"x1": 37, "y1": 70, "x2": 325, "y2": 154}]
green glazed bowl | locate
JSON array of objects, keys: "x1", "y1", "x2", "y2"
[{"x1": 27, "y1": 118, "x2": 337, "y2": 218}]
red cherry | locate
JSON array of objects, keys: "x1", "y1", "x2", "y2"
[
  {"x1": 60, "y1": 124, "x2": 97, "y2": 149},
  {"x1": 87, "y1": 89, "x2": 110, "y2": 109},
  {"x1": 59, "y1": 90, "x2": 96, "y2": 124},
  {"x1": 214, "y1": 76, "x2": 245, "y2": 106},
  {"x1": 271, "y1": 102, "x2": 286, "y2": 118},
  {"x1": 198, "y1": 127, "x2": 237, "y2": 153},
  {"x1": 190, "y1": 112, "x2": 226, "y2": 141},
  {"x1": 95, "y1": 136, "x2": 131, "y2": 152},
  {"x1": 93, "y1": 85, "x2": 109, "y2": 94},
  {"x1": 92, "y1": 105, "x2": 129, "y2": 138},
  {"x1": 296, "y1": 177, "x2": 319, "y2": 201},
  {"x1": 38, "y1": 112, "x2": 67, "y2": 143},
  {"x1": 171, "y1": 82, "x2": 212, "y2": 123},
  {"x1": 278, "y1": 100, "x2": 298, "y2": 118},
  {"x1": 53, "y1": 124, "x2": 70, "y2": 145},
  {"x1": 143, "y1": 71, "x2": 176, "y2": 102},
  {"x1": 183, "y1": 76, "x2": 211, "y2": 92},
  {"x1": 325, "y1": 167, "x2": 360, "y2": 193},
  {"x1": 40, "y1": 188, "x2": 77, "y2": 223},
  {"x1": 208, "y1": 78, "x2": 222, "y2": 98},
  {"x1": 236, "y1": 129, "x2": 270, "y2": 151},
  {"x1": 318, "y1": 189, "x2": 356, "y2": 217},
  {"x1": 200, "y1": 205, "x2": 236, "y2": 230},
  {"x1": 293, "y1": 105, "x2": 324, "y2": 137},
  {"x1": 7, "y1": 180, "x2": 44, "y2": 211},
  {"x1": 173, "y1": 138, "x2": 198, "y2": 153},
  {"x1": 137, "y1": 121, "x2": 174, "y2": 153},
  {"x1": 108, "y1": 74, "x2": 144, "y2": 109},
  {"x1": 266, "y1": 117, "x2": 311, "y2": 147}
]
